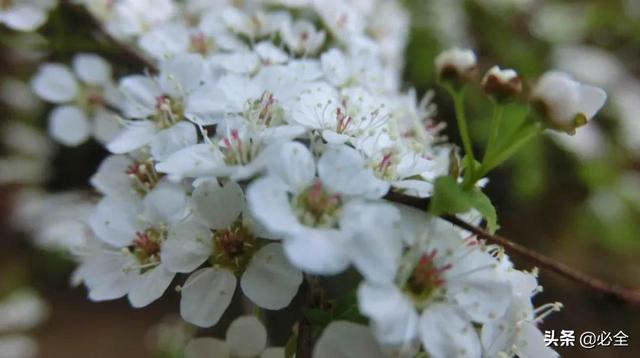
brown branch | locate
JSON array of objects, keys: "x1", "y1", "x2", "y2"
[
  {"x1": 384, "y1": 191, "x2": 640, "y2": 306},
  {"x1": 63, "y1": 1, "x2": 158, "y2": 73},
  {"x1": 296, "y1": 278, "x2": 313, "y2": 358}
]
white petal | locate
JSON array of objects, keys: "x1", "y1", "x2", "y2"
[
  {"x1": 81, "y1": 252, "x2": 132, "y2": 301},
  {"x1": 321, "y1": 48, "x2": 350, "y2": 86},
  {"x1": 193, "y1": 180, "x2": 244, "y2": 230},
  {"x1": 128, "y1": 266, "x2": 175, "y2": 308},
  {"x1": 314, "y1": 321, "x2": 385, "y2": 358},
  {"x1": 226, "y1": 316, "x2": 267, "y2": 358},
  {"x1": 90, "y1": 155, "x2": 134, "y2": 198},
  {"x1": 149, "y1": 122, "x2": 198, "y2": 161},
  {"x1": 106, "y1": 120, "x2": 157, "y2": 154},
  {"x1": 318, "y1": 145, "x2": 389, "y2": 198},
  {"x1": 31, "y1": 64, "x2": 78, "y2": 103},
  {"x1": 2, "y1": 5, "x2": 47, "y2": 31},
  {"x1": 158, "y1": 53, "x2": 206, "y2": 97},
  {"x1": 419, "y1": 303, "x2": 481, "y2": 358},
  {"x1": 88, "y1": 198, "x2": 141, "y2": 247},
  {"x1": 185, "y1": 338, "x2": 230, "y2": 358},
  {"x1": 161, "y1": 220, "x2": 212, "y2": 273},
  {"x1": 119, "y1": 76, "x2": 161, "y2": 118},
  {"x1": 72, "y1": 53, "x2": 112, "y2": 85},
  {"x1": 357, "y1": 282, "x2": 419, "y2": 345},
  {"x1": 260, "y1": 348, "x2": 285, "y2": 358},
  {"x1": 48, "y1": 105, "x2": 91, "y2": 146},
  {"x1": 516, "y1": 322, "x2": 560, "y2": 358},
  {"x1": 578, "y1": 84, "x2": 607, "y2": 120},
  {"x1": 446, "y1": 251, "x2": 511, "y2": 323},
  {"x1": 240, "y1": 243, "x2": 302, "y2": 310},
  {"x1": 246, "y1": 176, "x2": 304, "y2": 237},
  {"x1": 139, "y1": 23, "x2": 190, "y2": 60},
  {"x1": 268, "y1": 141, "x2": 316, "y2": 190},
  {"x1": 283, "y1": 231, "x2": 350, "y2": 275},
  {"x1": 340, "y1": 202, "x2": 401, "y2": 284},
  {"x1": 143, "y1": 181, "x2": 188, "y2": 224},
  {"x1": 180, "y1": 267, "x2": 236, "y2": 328},
  {"x1": 92, "y1": 109, "x2": 121, "y2": 144},
  {"x1": 155, "y1": 143, "x2": 223, "y2": 179}
]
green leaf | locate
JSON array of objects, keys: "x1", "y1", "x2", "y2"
[
  {"x1": 429, "y1": 176, "x2": 499, "y2": 233},
  {"x1": 304, "y1": 308, "x2": 332, "y2": 326},
  {"x1": 468, "y1": 190, "x2": 498, "y2": 234},
  {"x1": 333, "y1": 291, "x2": 367, "y2": 324},
  {"x1": 430, "y1": 176, "x2": 475, "y2": 215}
]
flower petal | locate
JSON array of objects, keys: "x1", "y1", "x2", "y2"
[
  {"x1": 149, "y1": 122, "x2": 198, "y2": 161},
  {"x1": 193, "y1": 180, "x2": 244, "y2": 230},
  {"x1": 180, "y1": 267, "x2": 236, "y2": 328},
  {"x1": 419, "y1": 302, "x2": 481, "y2": 358},
  {"x1": 128, "y1": 266, "x2": 175, "y2": 308},
  {"x1": 225, "y1": 316, "x2": 267, "y2": 358},
  {"x1": 72, "y1": 53, "x2": 112, "y2": 85},
  {"x1": 314, "y1": 321, "x2": 385, "y2": 358},
  {"x1": 240, "y1": 243, "x2": 302, "y2": 310},
  {"x1": 106, "y1": 120, "x2": 157, "y2": 154},
  {"x1": 48, "y1": 105, "x2": 91, "y2": 146},
  {"x1": 357, "y1": 282, "x2": 418, "y2": 345},
  {"x1": 31, "y1": 64, "x2": 78, "y2": 103},
  {"x1": 161, "y1": 220, "x2": 212, "y2": 273}
]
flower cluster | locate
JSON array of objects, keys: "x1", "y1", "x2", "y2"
[{"x1": 4, "y1": 0, "x2": 611, "y2": 357}]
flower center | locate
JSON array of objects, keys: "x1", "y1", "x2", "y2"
[
  {"x1": 403, "y1": 251, "x2": 451, "y2": 307},
  {"x1": 335, "y1": 107, "x2": 353, "y2": 134},
  {"x1": 212, "y1": 221, "x2": 257, "y2": 272},
  {"x1": 373, "y1": 148, "x2": 400, "y2": 181},
  {"x1": 294, "y1": 180, "x2": 342, "y2": 228},
  {"x1": 154, "y1": 95, "x2": 184, "y2": 128},
  {"x1": 245, "y1": 91, "x2": 284, "y2": 127},
  {"x1": 221, "y1": 129, "x2": 260, "y2": 166},
  {"x1": 131, "y1": 228, "x2": 165, "y2": 272},
  {"x1": 190, "y1": 32, "x2": 213, "y2": 55},
  {"x1": 126, "y1": 160, "x2": 161, "y2": 195}
]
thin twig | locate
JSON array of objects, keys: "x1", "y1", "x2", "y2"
[
  {"x1": 62, "y1": 1, "x2": 158, "y2": 73},
  {"x1": 385, "y1": 191, "x2": 640, "y2": 306}
]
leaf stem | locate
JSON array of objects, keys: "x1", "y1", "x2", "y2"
[
  {"x1": 483, "y1": 102, "x2": 503, "y2": 164},
  {"x1": 448, "y1": 88, "x2": 476, "y2": 189}
]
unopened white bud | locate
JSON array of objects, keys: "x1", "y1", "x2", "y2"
[
  {"x1": 481, "y1": 65, "x2": 522, "y2": 102},
  {"x1": 435, "y1": 48, "x2": 478, "y2": 87},
  {"x1": 531, "y1": 71, "x2": 607, "y2": 135}
]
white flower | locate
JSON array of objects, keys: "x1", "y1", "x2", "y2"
[
  {"x1": 290, "y1": 83, "x2": 390, "y2": 144},
  {"x1": 434, "y1": 47, "x2": 478, "y2": 84},
  {"x1": 247, "y1": 142, "x2": 389, "y2": 274},
  {"x1": 168, "y1": 181, "x2": 302, "y2": 327},
  {"x1": 0, "y1": 0, "x2": 56, "y2": 31},
  {"x1": 313, "y1": 0, "x2": 365, "y2": 44},
  {"x1": 156, "y1": 119, "x2": 299, "y2": 181},
  {"x1": 184, "y1": 316, "x2": 284, "y2": 358},
  {"x1": 105, "y1": 0, "x2": 176, "y2": 39},
  {"x1": 31, "y1": 54, "x2": 121, "y2": 146},
  {"x1": 81, "y1": 181, "x2": 189, "y2": 307},
  {"x1": 531, "y1": 71, "x2": 607, "y2": 134},
  {"x1": 354, "y1": 206, "x2": 511, "y2": 357},
  {"x1": 481, "y1": 258, "x2": 561, "y2": 358},
  {"x1": 107, "y1": 54, "x2": 207, "y2": 157},
  {"x1": 280, "y1": 19, "x2": 326, "y2": 55}
]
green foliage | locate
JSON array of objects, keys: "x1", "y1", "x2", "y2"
[{"x1": 429, "y1": 176, "x2": 498, "y2": 233}]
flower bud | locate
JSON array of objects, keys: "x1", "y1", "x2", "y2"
[
  {"x1": 435, "y1": 48, "x2": 478, "y2": 88},
  {"x1": 530, "y1": 71, "x2": 607, "y2": 135},
  {"x1": 481, "y1": 66, "x2": 522, "y2": 102}
]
